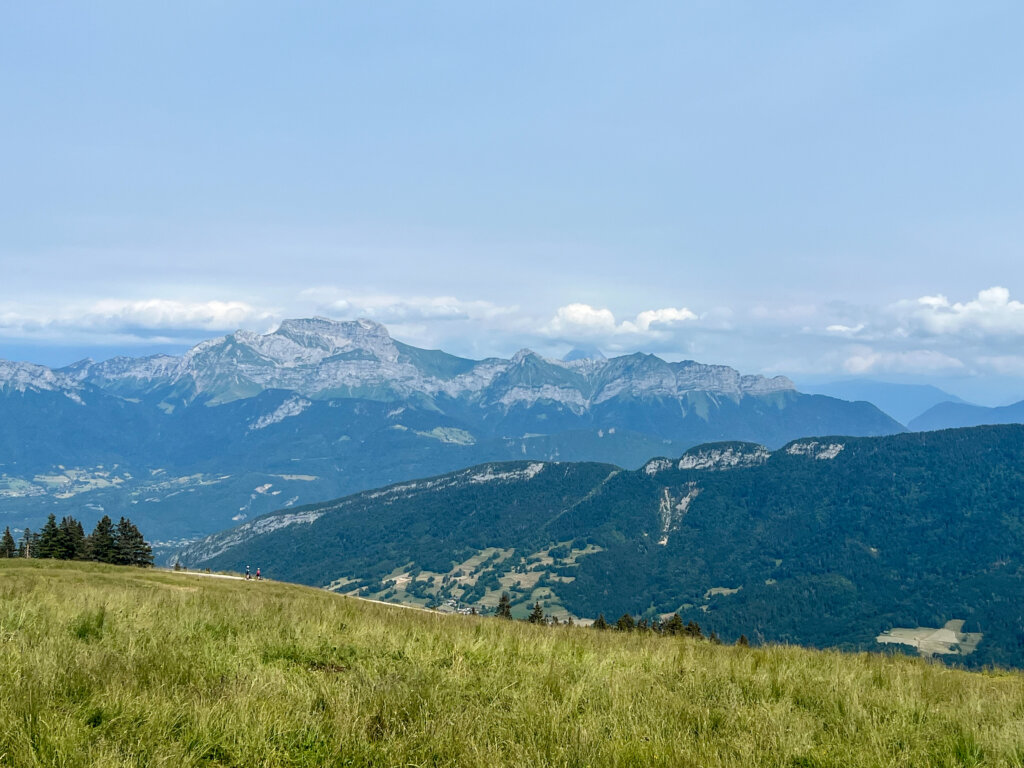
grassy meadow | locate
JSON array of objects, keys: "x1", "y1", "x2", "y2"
[{"x1": 2, "y1": 560, "x2": 1024, "y2": 767}]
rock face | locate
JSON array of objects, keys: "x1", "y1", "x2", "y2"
[
  {"x1": 59, "y1": 317, "x2": 796, "y2": 408},
  {"x1": 0, "y1": 360, "x2": 84, "y2": 402},
  {"x1": 0, "y1": 318, "x2": 904, "y2": 540}
]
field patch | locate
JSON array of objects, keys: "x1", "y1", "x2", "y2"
[{"x1": 876, "y1": 620, "x2": 983, "y2": 657}]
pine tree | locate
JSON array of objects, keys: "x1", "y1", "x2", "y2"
[
  {"x1": 115, "y1": 518, "x2": 153, "y2": 567},
  {"x1": 684, "y1": 621, "x2": 704, "y2": 639},
  {"x1": 528, "y1": 601, "x2": 545, "y2": 624},
  {"x1": 736, "y1": 634, "x2": 750, "y2": 647},
  {"x1": 37, "y1": 513, "x2": 60, "y2": 559},
  {"x1": 663, "y1": 613, "x2": 684, "y2": 635},
  {"x1": 87, "y1": 516, "x2": 116, "y2": 563},
  {"x1": 592, "y1": 613, "x2": 608, "y2": 630},
  {"x1": 1, "y1": 527, "x2": 15, "y2": 558},
  {"x1": 615, "y1": 613, "x2": 636, "y2": 631},
  {"x1": 57, "y1": 516, "x2": 87, "y2": 560},
  {"x1": 496, "y1": 592, "x2": 513, "y2": 619}
]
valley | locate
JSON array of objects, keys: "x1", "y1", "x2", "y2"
[{"x1": 0, "y1": 318, "x2": 902, "y2": 540}]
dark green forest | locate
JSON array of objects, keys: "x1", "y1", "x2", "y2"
[
  {"x1": 179, "y1": 425, "x2": 1024, "y2": 667},
  {"x1": 2, "y1": 514, "x2": 152, "y2": 566}
]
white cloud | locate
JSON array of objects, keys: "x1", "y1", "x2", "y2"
[
  {"x1": 303, "y1": 289, "x2": 518, "y2": 324},
  {"x1": 544, "y1": 303, "x2": 697, "y2": 339},
  {"x1": 842, "y1": 348, "x2": 965, "y2": 375},
  {"x1": 825, "y1": 323, "x2": 865, "y2": 335},
  {"x1": 893, "y1": 286, "x2": 1024, "y2": 338},
  {"x1": 0, "y1": 299, "x2": 275, "y2": 343},
  {"x1": 86, "y1": 299, "x2": 273, "y2": 331},
  {"x1": 546, "y1": 303, "x2": 618, "y2": 335},
  {"x1": 632, "y1": 307, "x2": 698, "y2": 331}
]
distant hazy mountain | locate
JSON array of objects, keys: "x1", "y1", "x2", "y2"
[
  {"x1": 800, "y1": 379, "x2": 969, "y2": 425},
  {"x1": 0, "y1": 318, "x2": 902, "y2": 540},
  {"x1": 909, "y1": 398, "x2": 1024, "y2": 432},
  {"x1": 176, "y1": 424, "x2": 1024, "y2": 668}
]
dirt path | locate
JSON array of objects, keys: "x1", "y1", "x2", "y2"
[
  {"x1": 162, "y1": 568, "x2": 449, "y2": 614},
  {"x1": 163, "y1": 569, "x2": 247, "y2": 581}
]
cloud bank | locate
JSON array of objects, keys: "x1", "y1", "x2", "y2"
[{"x1": 3, "y1": 287, "x2": 1024, "y2": 399}]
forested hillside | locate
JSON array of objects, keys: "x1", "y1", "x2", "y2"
[{"x1": 178, "y1": 425, "x2": 1024, "y2": 667}]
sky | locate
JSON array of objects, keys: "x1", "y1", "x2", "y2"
[{"x1": 2, "y1": 2, "x2": 1023, "y2": 404}]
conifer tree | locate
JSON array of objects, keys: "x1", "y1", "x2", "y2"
[
  {"x1": 113, "y1": 517, "x2": 153, "y2": 567},
  {"x1": 592, "y1": 613, "x2": 608, "y2": 630},
  {"x1": 37, "y1": 514, "x2": 60, "y2": 559},
  {"x1": 662, "y1": 613, "x2": 684, "y2": 635},
  {"x1": 528, "y1": 601, "x2": 545, "y2": 624},
  {"x1": 496, "y1": 592, "x2": 513, "y2": 619},
  {"x1": 58, "y1": 516, "x2": 87, "y2": 560},
  {"x1": 615, "y1": 613, "x2": 636, "y2": 631},
  {"x1": 1, "y1": 527, "x2": 15, "y2": 558},
  {"x1": 737, "y1": 634, "x2": 750, "y2": 647},
  {"x1": 684, "y1": 621, "x2": 704, "y2": 639},
  {"x1": 87, "y1": 516, "x2": 116, "y2": 563}
]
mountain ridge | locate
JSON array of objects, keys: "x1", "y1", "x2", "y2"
[
  {"x1": 175, "y1": 423, "x2": 1024, "y2": 668},
  {"x1": 1, "y1": 318, "x2": 903, "y2": 540}
]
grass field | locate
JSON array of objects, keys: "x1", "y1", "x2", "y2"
[{"x1": 2, "y1": 560, "x2": 1024, "y2": 767}]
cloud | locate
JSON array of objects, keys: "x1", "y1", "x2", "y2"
[
  {"x1": 975, "y1": 355, "x2": 1024, "y2": 376},
  {"x1": 86, "y1": 299, "x2": 273, "y2": 331},
  {"x1": 0, "y1": 299, "x2": 275, "y2": 343},
  {"x1": 632, "y1": 307, "x2": 698, "y2": 331},
  {"x1": 302, "y1": 289, "x2": 518, "y2": 324},
  {"x1": 544, "y1": 303, "x2": 697, "y2": 339},
  {"x1": 893, "y1": 286, "x2": 1024, "y2": 338},
  {"x1": 842, "y1": 348, "x2": 965, "y2": 375},
  {"x1": 826, "y1": 323, "x2": 865, "y2": 335}
]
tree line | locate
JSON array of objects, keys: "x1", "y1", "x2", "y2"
[
  {"x1": 493, "y1": 592, "x2": 749, "y2": 646},
  {"x1": 1, "y1": 514, "x2": 152, "y2": 567}
]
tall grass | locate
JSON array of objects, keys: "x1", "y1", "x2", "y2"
[{"x1": 2, "y1": 559, "x2": 1023, "y2": 767}]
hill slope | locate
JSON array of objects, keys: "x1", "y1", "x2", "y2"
[
  {"x1": 178, "y1": 424, "x2": 1024, "y2": 668},
  {"x1": 3, "y1": 560, "x2": 1024, "y2": 767},
  {"x1": 910, "y1": 398, "x2": 1024, "y2": 431},
  {"x1": 1, "y1": 319, "x2": 902, "y2": 540},
  {"x1": 800, "y1": 379, "x2": 969, "y2": 425}
]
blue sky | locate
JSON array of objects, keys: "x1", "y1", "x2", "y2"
[{"x1": 2, "y1": 2, "x2": 1023, "y2": 403}]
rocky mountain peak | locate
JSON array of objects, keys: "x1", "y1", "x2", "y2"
[
  {"x1": 0, "y1": 359, "x2": 84, "y2": 402},
  {"x1": 275, "y1": 317, "x2": 389, "y2": 344},
  {"x1": 510, "y1": 348, "x2": 540, "y2": 364}
]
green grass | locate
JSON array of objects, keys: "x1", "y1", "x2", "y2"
[{"x1": 2, "y1": 561, "x2": 1024, "y2": 767}]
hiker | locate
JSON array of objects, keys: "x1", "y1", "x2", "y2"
[
  {"x1": 245, "y1": 565, "x2": 251, "y2": 580},
  {"x1": 256, "y1": 567, "x2": 261, "y2": 581}
]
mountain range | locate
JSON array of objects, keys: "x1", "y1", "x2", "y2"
[
  {"x1": 1, "y1": 318, "x2": 902, "y2": 541},
  {"x1": 799, "y1": 380, "x2": 970, "y2": 426},
  {"x1": 909, "y1": 398, "x2": 1024, "y2": 432},
  {"x1": 176, "y1": 424, "x2": 1024, "y2": 668}
]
